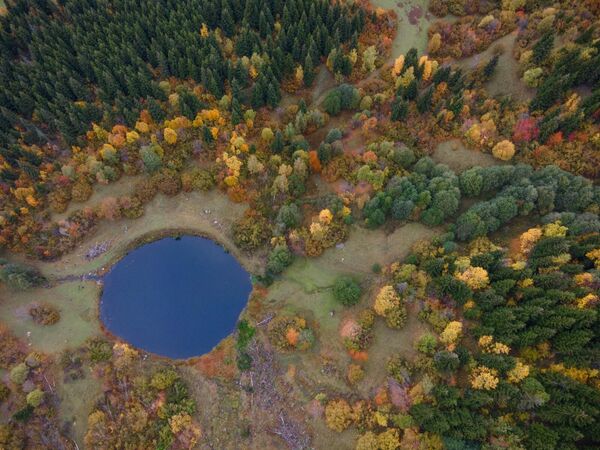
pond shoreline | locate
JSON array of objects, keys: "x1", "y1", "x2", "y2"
[{"x1": 98, "y1": 234, "x2": 255, "y2": 360}]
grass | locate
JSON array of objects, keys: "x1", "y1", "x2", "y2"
[
  {"x1": 456, "y1": 31, "x2": 534, "y2": 101},
  {"x1": 372, "y1": 0, "x2": 434, "y2": 58},
  {"x1": 0, "y1": 281, "x2": 101, "y2": 354},
  {"x1": 433, "y1": 139, "x2": 500, "y2": 172},
  {"x1": 57, "y1": 374, "x2": 102, "y2": 445}
]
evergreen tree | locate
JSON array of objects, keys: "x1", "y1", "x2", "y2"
[
  {"x1": 304, "y1": 54, "x2": 316, "y2": 87},
  {"x1": 533, "y1": 32, "x2": 554, "y2": 64},
  {"x1": 391, "y1": 97, "x2": 408, "y2": 121},
  {"x1": 231, "y1": 97, "x2": 243, "y2": 125},
  {"x1": 483, "y1": 55, "x2": 499, "y2": 80},
  {"x1": 405, "y1": 79, "x2": 418, "y2": 101},
  {"x1": 417, "y1": 87, "x2": 433, "y2": 114},
  {"x1": 271, "y1": 130, "x2": 284, "y2": 153}
]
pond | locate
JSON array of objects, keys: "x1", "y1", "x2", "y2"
[{"x1": 100, "y1": 235, "x2": 253, "y2": 359}]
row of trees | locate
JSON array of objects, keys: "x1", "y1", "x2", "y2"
[{"x1": 455, "y1": 164, "x2": 598, "y2": 240}]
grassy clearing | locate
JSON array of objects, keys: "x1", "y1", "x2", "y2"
[
  {"x1": 0, "y1": 281, "x2": 100, "y2": 354},
  {"x1": 457, "y1": 31, "x2": 534, "y2": 101},
  {"x1": 372, "y1": 0, "x2": 434, "y2": 58},
  {"x1": 433, "y1": 139, "x2": 500, "y2": 172},
  {"x1": 56, "y1": 374, "x2": 102, "y2": 445},
  {"x1": 30, "y1": 188, "x2": 262, "y2": 281}
]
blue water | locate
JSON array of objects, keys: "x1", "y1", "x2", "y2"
[{"x1": 100, "y1": 236, "x2": 252, "y2": 358}]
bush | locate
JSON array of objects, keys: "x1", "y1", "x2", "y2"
[
  {"x1": 9, "y1": 363, "x2": 29, "y2": 385},
  {"x1": 150, "y1": 369, "x2": 178, "y2": 390},
  {"x1": 332, "y1": 276, "x2": 362, "y2": 306},
  {"x1": 26, "y1": 389, "x2": 44, "y2": 407},
  {"x1": 325, "y1": 128, "x2": 343, "y2": 144},
  {"x1": 232, "y1": 211, "x2": 271, "y2": 251},
  {"x1": 325, "y1": 399, "x2": 353, "y2": 432},
  {"x1": 416, "y1": 333, "x2": 438, "y2": 355},
  {"x1": 86, "y1": 338, "x2": 113, "y2": 363},
  {"x1": 181, "y1": 168, "x2": 214, "y2": 191},
  {"x1": 266, "y1": 245, "x2": 294, "y2": 275},
  {"x1": 28, "y1": 303, "x2": 60, "y2": 325},
  {"x1": 0, "y1": 261, "x2": 46, "y2": 291},
  {"x1": 0, "y1": 383, "x2": 9, "y2": 403}
]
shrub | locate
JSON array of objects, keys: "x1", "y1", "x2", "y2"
[
  {"x1": 232, "y1": 211, "x2": 271, "y2": 251},
  {"x1": 416, "y1": 333, "x2": 438, "y2": 355},
  {"x1": 347, "y1": 364, "x2": 365, "y2": 384},
  {"x1": 150, "y1": 369, "x2": 178, "y2": 390},
  {"x1": 268, "y1": 316, "x2": 314, "y2": 351},
  {"x1": 28, "y1": 303, "x2": 60, "y2": 325},
  {"x1": 0, "y1": 383, "x2": 9, "y2": 403},
  {"x1": 332, "y1": 276, "x2": 362, "y2": 306},
  {"x1": 0, "y1": 261, "x2": 46, "y2": 291},
  {"x1": 325, "y1": 399, "x2": 353, "y2": 432},
  {"x1": 26, "y1": 389, "x2": 44, "y2": 407},
  {"x1": 9, "y1": 363, "x2": 28, "y2": 385},
  {"x1": 181, "y1": 168, "x2": 214, "y2": 191},
  {"x1": 266, "y1": 245, "x2": 294, "y2": 275},
  {"x1": 385, "y1": 304, "x2": 407, "y2": 329},
  {"x1": 86, "y1": 338, "x2": 113, "y2": 363}
]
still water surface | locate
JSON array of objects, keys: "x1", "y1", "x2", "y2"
[{"x1": 100, "y1": 236, "x2": 252, "y2": 358}]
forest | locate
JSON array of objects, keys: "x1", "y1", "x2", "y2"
[{"x1": 0, "y1": 0, "x2": 598, "y2": 449}]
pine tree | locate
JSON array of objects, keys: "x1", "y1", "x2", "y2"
[
  {"x1": 417, "y1": 87, "x2": 433, "y2": 113},
  {"x1": 147, "y1": 98, "x2": 165, "y2": 122},
  {"x1": 391, "y1": 97, "x2": 408, "y2": 121},
  {"x1": 221, "y1": 8, "x2": 235, "y2": 37},
  {"x1": 405, "y1": 79, "x2": 418, "y2": 101},
  {"x1": 231, "y1": 97, "x2": 243, "y2": 125},
  {"x1": 483, "y1": 55, "x2": 499, "y2": 80},
  {"x1": 251, "y1": 78, "x2": 266, "y2": 109},
  {"x1": 271, "y1": 130, "x2": 284, "y2": 153},
  {"x1": 533, "y1": 32, "x2": 554, "y2": 64},
  {"x1": 266, "y1": 82, "x2": 280, "y2": 108},
  {"x1": 303, "y1": 54, "x2": 316, "y2": 87}
]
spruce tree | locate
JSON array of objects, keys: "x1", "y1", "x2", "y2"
[
  {"x1": 391, "y1": 97, "x2": 408, "y2": 121},
  {"x1": 303, "y1": 54, "x2": 316, "y2": 87},
  {"x1": 533, "y1": 32, "x2": 554, "y2": 65},
  {"x1": 231, "y1": 97, "x2": 243, "y2": 125},
  {"x1": 271, "y1": 130, "x2": 284, "y2": 153},
  {"x1": 417, "y1": 87, "x2": 433, "y2": 114}
]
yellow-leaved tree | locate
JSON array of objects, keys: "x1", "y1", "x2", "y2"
[
  {"x1": 440, "y1": 321, "x2": 463, "y2": 346},
  {"x1": 492, "y1": 140, "x2": 516, "y2": 161},
  {"x1": 325, "y1": 399, "x2": 353, "y2": 432},
  {"x1": 374, "y1": 285, "x2": 400, "y2": 316},
  {"x1": 470, "y1": 366, "x2": 499, "y2": 390},
  {"x1": 456, "y1": 266, "x2": 489, "y2": 290},
  {"x1": 164, "y1": 127, "x2": 178, "y2": 145}
]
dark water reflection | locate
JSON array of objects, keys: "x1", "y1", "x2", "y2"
[{"x1": 100, "y1": 236, "x2": 252, "y2": 358}]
